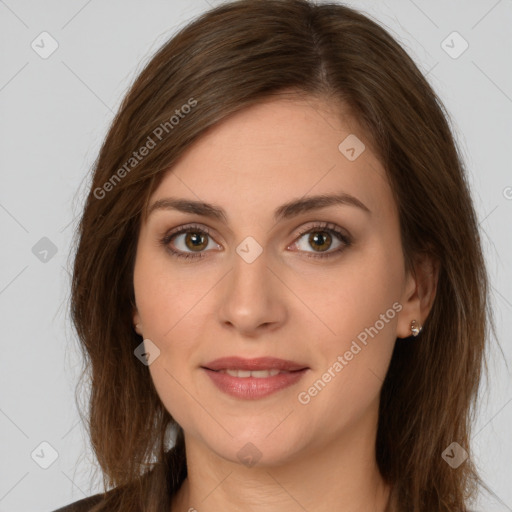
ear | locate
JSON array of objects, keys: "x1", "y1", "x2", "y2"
[
  {"x1": 132, "y1": 304, "x2": 143, "y2": 336},
  {"x1": 396, "y1": 252, "x2": 439, "y2": 339}
]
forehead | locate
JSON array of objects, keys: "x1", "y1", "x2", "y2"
[{"x1": 148, "y1": 94, "x2": 394, "y2": 223}]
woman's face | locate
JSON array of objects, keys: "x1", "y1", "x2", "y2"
[{"x1": 133, "y1": 94, "x2": 418, "y2": 466}]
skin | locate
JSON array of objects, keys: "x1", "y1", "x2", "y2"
[{"x1": 132, "y1": 93, "x2": 438, "y2": 512}]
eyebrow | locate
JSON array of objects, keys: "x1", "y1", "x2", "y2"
[{"x1": 147, "y1": 192, "x2": 371, "y2": 223}]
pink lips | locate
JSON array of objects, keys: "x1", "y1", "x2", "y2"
[{"x1": 202, "y1": 357, "x2": 309, "y2": 400}]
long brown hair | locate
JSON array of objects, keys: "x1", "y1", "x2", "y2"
[{"x1": 70, "y1": 1, "x2": 495, "y2": 510}]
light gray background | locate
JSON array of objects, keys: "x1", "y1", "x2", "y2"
[{"x1": 0, "y1": 0, "x2": 511, "y2": 511}]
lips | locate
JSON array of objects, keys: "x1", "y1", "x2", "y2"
[
  {"x1": 202, "y1": 356, "x2": 308, "y2": 373},
  {"x1": 201, "y1": 357, "x2": 309, "y2": 400}
]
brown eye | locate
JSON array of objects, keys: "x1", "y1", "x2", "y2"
[
  {"x1": 291, "y1": 222, "x2": 352, "y2": 259},
  {"x1": 182, "y1": 231, "x2": 209, "y2": 251},
  {"x1": 161, "y1": 224, "x2": 220, "y2": 260},
  {"x1": 307, "y1": 231, "x2": 333, "y2": 252},
  {"x1": 161, "y1": 222, "x2": 351, "y2": 261}
]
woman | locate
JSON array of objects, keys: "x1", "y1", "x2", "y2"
[{"x1": 55, "y1": 0, "x2": 494, "y2": 510}]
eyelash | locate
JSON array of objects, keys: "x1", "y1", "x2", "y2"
[{"x1": 160, "y1": 222, "x2": 352, "y2": 261}]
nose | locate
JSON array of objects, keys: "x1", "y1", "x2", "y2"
[{"x1": 217, "y1": 246, "x2": 287, "y2": 337}]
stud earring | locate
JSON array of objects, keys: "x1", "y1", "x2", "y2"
[
  {"x1": 410, "y1": 320, "x2": 422, "y2": 337},
  {"x1": 135, "y1": 323, "x2": 142, "y2": 334}
]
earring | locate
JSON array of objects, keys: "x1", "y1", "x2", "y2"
[
  {"x1": 410, "y1": 320, "x2": 422, "y2": 337},
  {"x1": 135, "y1": 323, "x2": 142, "y2": 334}
]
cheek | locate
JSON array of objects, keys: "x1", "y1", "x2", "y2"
[
  {"x1": 146, "y1": 356, "x2": 203, "y2": 435},
  {"x1": 133, "y1": 244, "x2": 218, "y2": 339},
  {"x1": 296, "y1": 239, "x2": 403, "y2": 406},
  {"x1": 295, "y1": 238, "x2": 403, "y2": 346},
  {"x1": 133, "y1": 247, "x2": 213, "y2": 411}
]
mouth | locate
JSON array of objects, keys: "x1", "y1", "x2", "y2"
[{"x1": 201, "y1": 356, "x2": 309, "y2": 400}]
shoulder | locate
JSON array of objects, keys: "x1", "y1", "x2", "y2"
[{"x1": 51, "y1": 492, "x2": 105, "y2": 512}]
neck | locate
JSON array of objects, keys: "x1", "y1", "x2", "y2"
[{"x1": 170, "y1": 401, "x2": 391, "y2": 512}]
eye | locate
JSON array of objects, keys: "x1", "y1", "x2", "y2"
[
  {"x1": 160, "y1": 224, "x2": 220, "y2": 260},
  {"x1": 289, "y1": 222, "x2": 351, "y2": 259},
  {"x1": 160, "y1": 221, "x2": 352, "y2": 261}
]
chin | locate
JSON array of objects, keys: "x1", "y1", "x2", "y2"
[{"x1": 206, "y1": 431, "x2": 306, "y2": 469}]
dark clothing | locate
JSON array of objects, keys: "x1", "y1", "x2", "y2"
[{"x1": 52, "y1": 493, "x2": 105, "y2": 512}]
